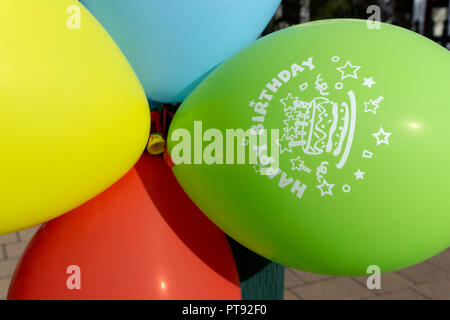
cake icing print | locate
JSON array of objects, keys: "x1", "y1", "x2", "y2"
[{"x1": 248, "y1": 55, "x2": 392, "y2": 199}]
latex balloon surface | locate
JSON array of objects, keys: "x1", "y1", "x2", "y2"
[
  {"x1": 8, "y1": 155, "x2": 241, "y2": 300},
  {"x1": 0, "y1": 0, "x2": 150, "y2": 234},
  {"x1": 167, "y1": 20, "x2": 450, "y2": 275},
  {"x1": 80, "y1": 0, "x2": 281, "y2": 103}
]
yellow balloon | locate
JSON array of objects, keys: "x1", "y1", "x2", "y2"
[{"x1": 0, "y1": 0, "x2": 150, "y2": 234}]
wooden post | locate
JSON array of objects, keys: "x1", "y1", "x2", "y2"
[{"x1": 228, "y1": 237, "x2": 285, "y2": 300}]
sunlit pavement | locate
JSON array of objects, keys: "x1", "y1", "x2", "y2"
[{"x1": 1, "y1": 226, "x2": 449, "y2": 300}]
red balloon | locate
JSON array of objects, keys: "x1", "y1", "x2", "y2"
[{"x1": 8, "y1": 154, "x2": 241, "y2": 300}]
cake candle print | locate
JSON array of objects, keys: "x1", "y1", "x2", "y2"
[{"x1": 250, "y1": 53, "x2": 390, "y2": 199}]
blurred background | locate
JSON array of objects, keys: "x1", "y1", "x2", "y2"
[{"x1": 264, "y1": 0, "x2": 450, "y2": 49}]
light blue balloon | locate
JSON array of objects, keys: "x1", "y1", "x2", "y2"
[{"x1": 80, "y1": 0, "x2": 281, "y2": 103}]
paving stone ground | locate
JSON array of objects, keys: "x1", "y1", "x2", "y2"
[
  {"x1": 0, "y1": 226, "x2": 449, "y2": 300},
  {"x1": 285, "y1": 249, "x2": 450, "y2": 300}
]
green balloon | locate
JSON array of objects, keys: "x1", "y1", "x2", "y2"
[{"x1": 167, "y1": 19, "x2": 450, "y2": 275}]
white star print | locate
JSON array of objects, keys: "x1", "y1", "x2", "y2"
[
  {"x1": 354, "y1": 169, "x2": 365, "y2": 180},
  {"x1": 372, "y1": 127, "x2": 392, "y2": 146},
  {"x1": 280, "y1": 93, "x2": 298, "y2": 110},
  {"x1": 290, "y1": 156, "x2": 311, "y2": 173},
  {"x1": 336, "y1": 61, "x2": 361, "y2": 80},
  {"x1": 363, "y1": 77, "x2": 376, "y2": 88},
  {"x1": 364, "y1": 96, "x2": 384, "y2": 114},
  {"x1": 249, "y1": 100, "x2": 255, "y2": 108},
  {"x1": 364, "y1": 101, "x2": 379, "y2": 114},
  {"x1": 276, "y1": 135, "x2": 293, "y2": 154},
  {"x1": 316, "y1": 179, "x2": 334, "y2": 197}
]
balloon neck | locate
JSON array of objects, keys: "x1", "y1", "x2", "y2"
[
  {"x1": 147, "y1": 106, "x2": 177, "y2": 159},
  {"x1": 147, "y1": 133, "x2": 165, "y2": 155}
]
